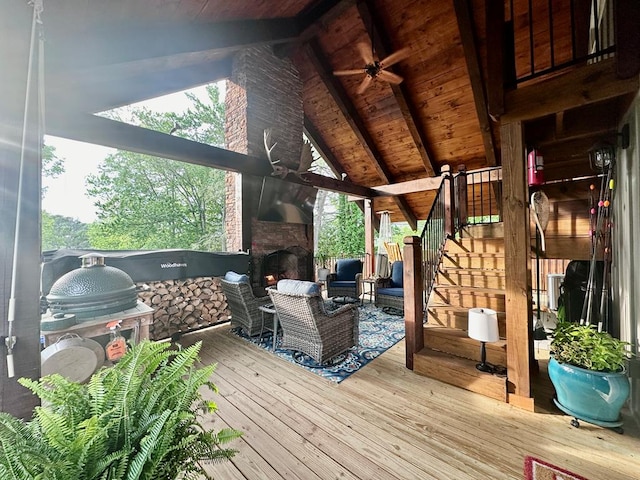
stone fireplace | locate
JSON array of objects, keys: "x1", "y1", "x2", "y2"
[
  {"x1": 224, "y1": 45, "x2": 314, "y2": 292},
  {"x1": 260, "y1": 246, "x2": 312, "y2": 287}
]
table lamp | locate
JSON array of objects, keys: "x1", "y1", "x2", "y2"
[{"x1": 468, "y1": 307, "x2": 499, "y2": 373}]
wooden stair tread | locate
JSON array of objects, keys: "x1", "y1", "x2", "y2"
[
  {"x1": 432, "y1": 285, "x2": 506, "y2": 296},
  {"x1": 427, "y1": 305, "x2": 506, "y2": 315},
  {"x1": 444, "y1": 252, "x2": 504, "y2": 258},
  {"x1": 424, "y1": 325, "x2": 506, "y2": 347},
  {"x1": 423, "y1": 325, "x2": 507, "y2": 364},
  {"x1": 445, "y1": 238, "x2": 505, "y2": 253},
  {"x1": 413, "y1": 348, "x2": 507, "y2": 402},
  {"x1": 439, "y1": 267, "x2": 505, "y2": 275}
]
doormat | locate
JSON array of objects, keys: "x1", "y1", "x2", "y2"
[
  {"x1": 231, "y1": 303, "x2": 405, "y2": 383},
  {"x1": 524, "y1": 456, "x2": 589, "y2": 480}
]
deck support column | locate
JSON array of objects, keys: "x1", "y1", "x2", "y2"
[
  {"x1": 403, "y1": 236, "x2": 424, "y2": 369},
  {"x1": 501, "y1": 120, "x2": 534, "y2": 411},
  {"x1": 364, "y1": 199, "x2": 375, "y2": 279}
]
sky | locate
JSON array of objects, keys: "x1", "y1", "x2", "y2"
[{"x1": 42, "y1": 83, "x2": 220, "y2": 223}]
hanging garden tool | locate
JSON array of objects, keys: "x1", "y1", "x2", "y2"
[
  {"x1": 531, "y1": 190, "x2": 550, "y2": 341},
  {"x1": 528, "y1": 145, "x2": 550, "y2": 341}
]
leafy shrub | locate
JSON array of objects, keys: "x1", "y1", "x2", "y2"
[
  {"x1": 550, "y1": 321, "x2": 634, "y2": 372},
  {"x1": 0, "y1": 340, "x2": 241, "y2": 479}
]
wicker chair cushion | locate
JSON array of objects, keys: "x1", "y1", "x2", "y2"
[
  {"x1": 389, "y1": 261, "x2": 403, "y2": 288},
  {"x1": 330, "y1": 280, "x2": 358, "y2": 288},
  {"x1": 377, "y1": 287, "x2": 404, "y2": 297},
  {"x1": 335, "y1": 259, "x2": 362, "y2": 281},
  {"x1": 277, "y1": 279, "x2": 321, "y2": 296},
  {"x1": 225, "y1": 271, "x2": 250, "y2": 284}
]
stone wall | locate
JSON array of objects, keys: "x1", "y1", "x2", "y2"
[{"x1": 224, "y1": 44, "x2": 313, "y2": 280}]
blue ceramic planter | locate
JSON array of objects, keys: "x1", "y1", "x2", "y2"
[{"x1": 548, "y1": 357, "x2": 630, "y2": 424}]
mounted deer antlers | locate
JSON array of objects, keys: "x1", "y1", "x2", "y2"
[{"x1": 263, "y1": 128, "x2": 314, "y2": 181}]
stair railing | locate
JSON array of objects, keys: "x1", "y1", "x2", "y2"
[
  {"x1": 420, "y1": 177, "x2": 448, "y2": 309},
  {"x1": 456, "y1": 166, "x2": 503, "y2": 227}
]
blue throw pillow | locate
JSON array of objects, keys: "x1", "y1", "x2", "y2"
[
  {"x1": 225, "y1": 271, "x2": 250, "y2": 284},
  {"x1": 390, "y1": 261, "x2": 403, "y2": 288},
  {"x1": 277, "y1": 279, "x2": 321, "y2": 296}
]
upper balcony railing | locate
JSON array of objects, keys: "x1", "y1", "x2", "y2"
[{"x1": 507, "y1": 0, "x2": 615, "y2": 85}]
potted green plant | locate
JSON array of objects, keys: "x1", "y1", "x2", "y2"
[
  {"x1": 316, "y1": 251, "x2": 331, "y2": 282},
  {"x1": 549, "y1": 321, "x2": 634, "y2": 432},
  {"x1": 0, "y1": 340, "x2": 241, "y2": 479}
]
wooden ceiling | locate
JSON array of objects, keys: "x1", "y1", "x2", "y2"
[{"x1": 2, "y1": 0, "x2": 633, "y2": 225}]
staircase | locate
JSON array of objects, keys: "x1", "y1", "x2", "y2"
[{"x1": 413, "y1": 233, "x2": 509, "y2": 402}]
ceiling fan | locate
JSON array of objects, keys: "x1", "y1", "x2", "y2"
[{"x1": 333, "y1": 42, "x2": 410, "y2": 94}]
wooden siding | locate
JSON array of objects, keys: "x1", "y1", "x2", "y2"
[{"x1": 180, "y1": 324, "x2": 640, "y2": 480}]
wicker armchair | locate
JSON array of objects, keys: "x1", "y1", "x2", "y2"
[
  {"x1": 267, "y1": 279, "x2": 359, "y2": 365},
  {"x1": 375, "y1": 260, "x2": 404, "y2": 313},
  {"x1": 326, "y1": 258, "x2": 363, "y2": 301},
  {"x1": 220, "y1": 272, "x2": 272, "y2": 336}
]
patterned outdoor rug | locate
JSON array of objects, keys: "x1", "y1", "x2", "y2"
[
  {"x1": 231, "y1": 303, "x2": 405, "y2": 383},
  {"x1": 524, "y1": 456, "x2": 589, "y2": 480}
]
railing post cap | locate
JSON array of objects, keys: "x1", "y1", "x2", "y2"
[
  {"x1": 403, "y1": 235, "x2": 421, "y2": 246},
  {"x1": 440, "y1": 165, "x2": 452, "y2": 176}
]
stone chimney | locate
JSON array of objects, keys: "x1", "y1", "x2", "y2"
[{"x1": 224, "y1": 45, "x2": 314, "y2": 287}]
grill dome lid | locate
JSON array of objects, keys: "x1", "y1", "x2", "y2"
[{"x1": 46, "y1": 253, "x2": 138, "y2": 320}]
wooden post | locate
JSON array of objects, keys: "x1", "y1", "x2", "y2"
[
  {"x1": 441, "y1": 165, "x2": 454, "y2": 237},
  {"x1": 456, "y1": 164, "x2": 467, "y2": 228},
  {"x1": 364, "y1": 199, "x2": 375, "y2": 278},
  {"x1": 501, "y1": 121, "x2": 534, "y2": 411},
  {"x1": 403, "y1": 235, "x2": 424, "y2": 370}
]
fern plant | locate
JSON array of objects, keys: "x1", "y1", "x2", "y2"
[{"x1": 0, "y1": 340, "x2": 242, "y2": 479}]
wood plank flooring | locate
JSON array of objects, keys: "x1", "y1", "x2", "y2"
[{"x1": 179, "y1": 324, "x2": 640, "y2": 480}]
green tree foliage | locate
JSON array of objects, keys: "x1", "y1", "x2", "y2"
[
  {"x1": 42, "y1": 212, "x2": 90, "y2": 250},
  {"x1": 41, "y1": 144, "x2": 64, "y2": 196},
  {"x1": 317, "y1": 194, "x2": 364, "y2": 257},
  {"x1": 86, "y1": 85, "x2": 226, "y2": 250}
]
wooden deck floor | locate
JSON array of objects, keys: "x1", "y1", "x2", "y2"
[{"x1": 180, "y1": 324, "x2": 640, "y2": 480}]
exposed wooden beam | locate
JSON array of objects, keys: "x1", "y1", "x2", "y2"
[
  {"x1": 358, "y1": 0, "x2": 437, "y2": 176},
  {"x1": 298, "y1": 0, "x2": 357, "y2": 40},
  {"x1": 485, "y1": 0, "x2": 505, "y2": 118},
  {"x1": 502, "y1": 58, "x2": 639, "y2": 122},
  {"x1": 303, "y1": 116, "x2": 382, "y2": 228},
  {"x1": 453, "y1": 0, "x2": 498, "y2": 166},
  {"x1": 46, "y1": 19, "x2": 301, "y2": 72},
  {"x1": 371, "y1": 177, "x2": 442, "y2": 196},
  {"x1": 45, "y1": 112, "x2": 378, "y2": 199},
  {"x1": 304, "y1": 39, "x2": 417, "y2": 230},
  {"x1": 358, "y1": 166, "x2": 499, "y2": 198},
  {"x1": 49, "y1": 58, "x2": 233, "y2": 114},
  {"x1": 303, "y1": 115, "x2": 345, "y2": 179}
]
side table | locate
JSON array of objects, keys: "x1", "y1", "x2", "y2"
[
  {"x1": 362, "y1": 278, "x2": 376, "y2": 304},
  {"x1": 258, "y1": 304, "x2": 279, "y2": 351}
]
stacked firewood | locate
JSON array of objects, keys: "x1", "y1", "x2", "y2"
[{"x1": 136, "y1": 276, "x2": 230, "y2": 340}]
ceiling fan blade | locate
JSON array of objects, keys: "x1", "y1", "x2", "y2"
[
  {"x1": 334, "y1": 69, "x2": 366, "y2": 76},
  {"x1": 357, "y1": 42, "x2": 374, "y2": 64},
  {"x1": 356, "y1": 75, "x2": 373, "y2": 94},
  {"x1": 379, "y1": 47, "x2": 410, "y2": 68},
  {"x1": 378, "y1": 69, "x2": 403, "y2": 84}
]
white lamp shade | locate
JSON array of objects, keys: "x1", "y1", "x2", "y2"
[{"x1": 468, "y1": 308, "x2": 499, "y2": 342}]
